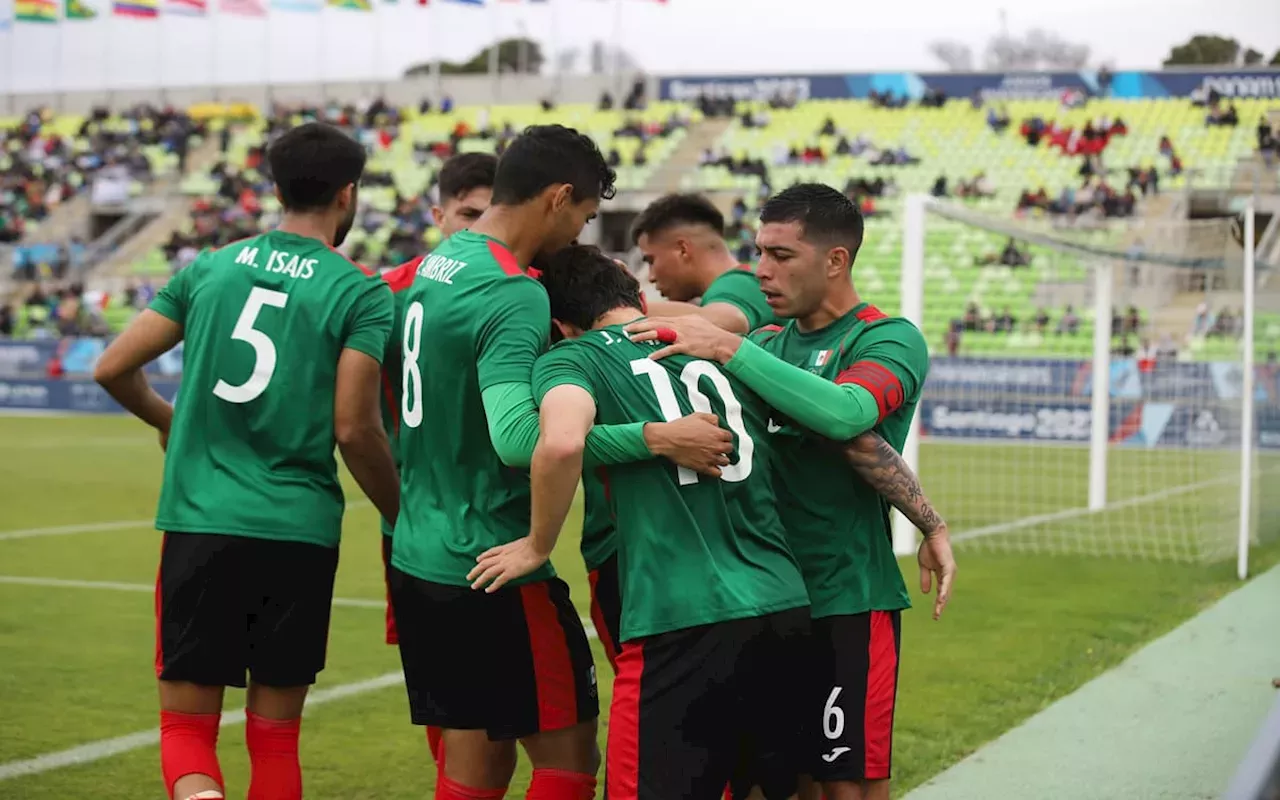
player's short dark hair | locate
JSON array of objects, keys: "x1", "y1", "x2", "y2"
[
  {"x1": 630, "y1": 193, "x2": 725, "y2": 245},
  {"x1": 759, "y1": 183, "x2": 864, "y2": 259},
  {"x1": 266, "y1": 122, "x2": 367, "y2": 212},
  {"x1": 539, "y1": 245, "x2": 643, "y2": 330},
  {"x1": 491, "y1": 125, "x2": 616, "y2": 206},
  {"x1": 438, "y1": 152, "x2": 497, "y2": 201}
]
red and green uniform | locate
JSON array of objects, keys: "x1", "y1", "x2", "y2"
[
  {"x1": 377, "y1": 259, "x2": 420, "y2": 537},
  {"x1": 746, "y1": 303, "x2": 927, "y2": 617},
  {"x1": 533, "y1": 322, "x2": 809, "y2": 643},
  {"x1": 148, "y1": 230, "x2": 393, "y2": 547},
  {"x1": 700, "y1": 266, "x2": 778, "y2": 331}
]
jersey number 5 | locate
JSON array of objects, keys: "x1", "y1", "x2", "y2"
[
  {"x1": 630, "y1": 358, "x2": 754, "y2": 485},
  {"x1": 213, "y1": 287, "x2": 289, "y2": 404}
]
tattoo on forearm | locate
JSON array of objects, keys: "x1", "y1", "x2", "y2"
[{"x1": 843, "y1": 433, "x2": 945, "y2": 536}]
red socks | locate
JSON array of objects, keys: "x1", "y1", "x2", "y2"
[
  {"x1": 526, "y1": 768, "x2": 597, "y2": 800},
  {"x1": 435, "y1": 773, "x2": 508, "y2": 800},
  {"x1": 245, "y1": 711, "x2": 302, "y2": 800},
  {"x1": 428, "y1": 725, "x2": 445, "y2": 768},
  {"x1": 159, "y1": 710, "x2": 223, "y2": 799}
]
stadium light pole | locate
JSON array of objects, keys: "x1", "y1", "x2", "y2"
[
  {"x1": 1238, "y1": 201, "x2": 1256, "y2": 581},
  {"x1": 1087, "y1": 258, "x2": 1112, "y2": 512},
  {"x1": 895, "y1": 194, "x2": 927, "y2": 556}
]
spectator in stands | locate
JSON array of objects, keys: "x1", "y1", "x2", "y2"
[
  {"x1": 1206, "y1": 102, "x2": 1239, "y2": 128},
  {"x1": 1259, "y1": 116, "x2": 1277, "y2": 166},
  {"x1": 994, "y1": 306, "x2": 1017, "y2": 333},
  {"x1": 986, "y1": 105, "x2": 1011, "y2": 133},
  {"x1": 962, "y1": 302, "x2": 980, "y2": 331},
  {"x1": 920, "y1": 87, "x2": 947, "y2": 108},
  {"x1": 1057, "y1": 305, "x2": 1080, "y2": 335},
  {"x1": 599, "y1": 91, "x2": 615, "y2": 111},
  {"x1": 1034, "y1": 306, "x2": 1051, "y2": 334},
  {"x1": 931, "y1": 175, "x2": 949, "y2": 197},
  {"x1": 1159, "y1": 135, "x2": 1175, "y2": 158},
  {"x1": 1125, "y1": 305, "x2": 1142, "y2": 335},
  {"x1": 946, "y1": 318, "x2": 963, "y2": 356},
  {"x1": 0, "y1": 303, "x2": 12, "y2": 337},
  {"x1": 819, "y1": 116, "x2": 837, "y2": 137}
]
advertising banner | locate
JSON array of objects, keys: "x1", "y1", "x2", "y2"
[
  {"x1": 658, "y1": 69, "x2": 1280, "y2": 102},
  {"x1": 0, "y1": 339, "x2": 183, "y2": 378},
  {"x1": 0, "y1": 378, "x2": 180, "y2": 413}
]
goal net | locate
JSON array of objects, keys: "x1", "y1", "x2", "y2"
[{"x1": 898, "y1": 196, "x2": 1276, "y2": 575}]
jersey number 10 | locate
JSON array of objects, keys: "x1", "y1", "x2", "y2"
[{"x1": 630, "y1": 358, "x2": 754, "y2": 485}]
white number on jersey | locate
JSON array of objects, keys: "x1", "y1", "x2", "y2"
[
  {"x1": 401, "y1": 301, "x2": 425, "y2": 429},
  {"x1": 630, "y1": 358, "x2": 754, "y2": 486},
  {"x1": 213, "y1": 287, "x2": 289, "y2": 404}
]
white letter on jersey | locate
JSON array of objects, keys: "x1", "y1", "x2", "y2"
[{"x1": 234, "y1": 247, "x2": 260, "y2": 268}]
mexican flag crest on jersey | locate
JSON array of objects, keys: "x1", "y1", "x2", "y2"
[{"x1": 810, "y1": 349, "x2": 833, "y2": 368}]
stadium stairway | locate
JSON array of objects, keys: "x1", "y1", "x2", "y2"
[
  {"x1": 645, "y1": 116, "x2": 734, "y2": 193},
  {"x1": 89, "y1": 136, "x2": 223, "y2": 283},
  {"x1": 19, "y1": 192, "x2": 92, "y2": 248}
]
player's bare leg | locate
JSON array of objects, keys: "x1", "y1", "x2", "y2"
[
  {"x1": 158, "y1": 680, "x2": 226, "y2": 800},
  {"x1": 823, "y1": 778, "x2": 890, "y2": 800},
  {"x1": 440, "y1": 729, "x2": 518, "y2": 791},
  {"x1": 244, "y1": 683, "x2": 310, "y2": 800},
  {"x1": 520, "y1": 720, "x2": 601, "y2": 799},
  {"x1": 796, "y1": 774, "x2": 822, "y2": 800}
]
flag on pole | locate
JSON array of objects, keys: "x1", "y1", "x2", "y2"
[
  {"x1": 65, "y1": 0, "x2": 97, "y2": 18},
  {"x1": 271, "y1": 0, "x2": 320, "y2": 11},
  {"x1": 220, "y1": 0, "x2": 265, "y2": 14},
  {"x1": 113, "y1": 0, "x2": 158, "y2": 16},
  {"x1": 164, "y1": 0, "x2": 206, "y2": 14},
  {"x1": 326, "y1": 0, "x2": 372, "y2": 9},
  {"x1": 15, "y1": 0, "x2": 57, "y2": 22}
]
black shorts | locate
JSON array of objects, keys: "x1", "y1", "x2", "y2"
[
  {"x1": 381, "y1": 534, "x2": 398, "y2": 645},
  {"x1": 388, "y1": 567, "x2": 599, "y2": 740},
  {"x1": 587, "y1": 551, "x2": 621, "y2": 674},
  {"x1": 155, "y1": 531, "x2": 339, "y2": 689},
  {"x1": 808, "y1": 610, "x2": 903, "y2": 783},
  {"x1": 607, "y1": 607, "x2": 810, "y2": 800}
]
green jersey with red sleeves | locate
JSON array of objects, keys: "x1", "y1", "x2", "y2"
[
  {"x1": 391, "y1": 230, "x2": 555, "y2": 587},
  {"x1": 532, "y1": 322, "x2": 809, "y2": 642},
  {"x1": 748, "y1": 303, "x2": 928, "y2": 618},
  {"x1": 148, "y1": 230, "x2": 394, "y2": 548}
]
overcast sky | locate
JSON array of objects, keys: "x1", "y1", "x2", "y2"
[{"x1": 3, "y1": 0, "x2": 1278, "y2": 93}]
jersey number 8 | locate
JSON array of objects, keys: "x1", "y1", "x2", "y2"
[
  {"x1": 630, "y1": 358, "x2": 754, "y2": 485},
  {"x1": 213, "y1": 287, "x2": 289, "y2": 405},
  {"x1": 401, "y1": 301, "x2": 425, "y2": 428}
]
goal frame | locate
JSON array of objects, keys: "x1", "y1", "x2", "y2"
[{"x1": 896, "y1": 194, "x2": 1257, "y2": 580}]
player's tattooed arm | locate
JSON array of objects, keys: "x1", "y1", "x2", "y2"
[{"x1": 841, "y1": 432, "x2": 945, "y2": 538}]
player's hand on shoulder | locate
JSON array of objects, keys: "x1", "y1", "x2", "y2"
[
  {"x1": 643, "y1": 412, "x2": 733, "y2": 478},
  {"x1": 467, "y1": 536, "x2": 550, "y2": 594},
  {"x1": 625, "y1": 315, "x2": 742, "y2": 364}
]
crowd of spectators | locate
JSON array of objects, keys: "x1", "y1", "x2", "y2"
[
  {"x1": 4, "y1": 277, "x2": 156, "y2": 340},
  {"x1": 1, "y1": 104, "x2": 201, "y2": 244}
]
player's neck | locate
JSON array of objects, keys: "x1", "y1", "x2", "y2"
[
  {"x1": 593, "y1": 308, "x2": 644, "y2": 329},
  {"x1": 695, "y1": 247, "x2": 742, "y2": 295},
  {"x1": 276, "y1": 214, "x2": 335, "y2": 247},
  {"x1": 468, "y1": 206, "x2": 542, "y2": 267},
  {"x1": 796, "y1": 283, "x2": 861, "y2": 333}
]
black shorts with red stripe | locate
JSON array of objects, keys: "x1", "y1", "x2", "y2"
[
  {"x1": 807, "y1": 610, "x2": 903, "y2": 783},
  {"x1": 155, "y1": 531, "x2": 339, "y2": 688},
  {"x1": 381, "y1": 534, "x2": 398, "y2": 645},
  {"x1": 388, "y1": 566, "x2": 599, "y2": 740},
  {"x1": 608, "y1": 607, "x2": 810, "y2": 800},
  {"x1": 587, "y1": 551, "x2": 621, "y2": 673}
]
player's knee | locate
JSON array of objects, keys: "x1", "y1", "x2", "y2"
[
  {"x1": 521, "y1": 719, "x2": 600, "y2": 773},
  {"x1": 442, "y1": 729, "x2": 518, "y2": 789}
]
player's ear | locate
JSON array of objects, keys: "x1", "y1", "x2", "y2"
[
  {"x1": 826, "y1": 245, "x2": 851, "y2": 277},
  {"x1": 550, "y1": 183, "x2": 574, "y2": 212},
  {"x1": 430, "y1": 205, "x2": 445, "y2": 227},
  {"x1": 336, "y1": 183, "x2": 356, "y2": 211}
]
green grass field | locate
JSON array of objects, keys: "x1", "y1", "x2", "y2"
[{"x1": 0, "y1": 414, "x2": 1275, "y2": 799}]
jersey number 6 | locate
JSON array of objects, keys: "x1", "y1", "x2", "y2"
[
  {"x1": 630, "y1": 358, "x2": 754, "y2": 486},
  {"x1": 213, "y1": 287, "x2": 289, "y2": 405}
]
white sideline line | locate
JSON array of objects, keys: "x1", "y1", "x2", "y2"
[
  {"x1": 0, "y1": 577, "x2": 599, "y2": 782},
  {"x1": 0, "y1": 576, "x2": 385, "y2": 608},
  {"x1": 0, "y1": 671, "x2": 407, "y2": 782},
  {"x1": 0, "y1": 501, "x2": 374, "y2": 542},
  {"x1": 953, "y1": 474, "x2": 1236, "y2": 543}
]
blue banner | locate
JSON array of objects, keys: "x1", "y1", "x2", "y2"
[
  {"x1": 0, "y1": 339, "x2": 183, "y2": 378},
  {"x1": 0, "y1": 378, "x2": 180, "y2": 413},
  {"x1": 658, "y1": 68, "x2": 1280, "y2": 102}
]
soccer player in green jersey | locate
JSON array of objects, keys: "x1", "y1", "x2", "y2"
[
  {"x1": 633, "y1": 192, "x2": 776, "y2": 334},
  {"x1": 92, "y1": 122, "x2": 399, "y2": 800},
  {"x1": 378, "y1": 152, "x2": 497, "y2": 769},
  {"x1": 469, "y1": 245, "x2": 811, "y2": 800},
  {"x1": 629, "y1": 183, "x2": 956, "y2": 800},
  {"x1": 388, "y1": 125, "x2": 734, "y2": 800}
]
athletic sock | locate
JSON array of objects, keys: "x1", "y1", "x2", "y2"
[
  {"x1": 180, "y1": 792, "x2": 226, "y2": 800},
  {"x1": 159, "y1": 710, "x2": 223, "y2": 799},
  {"x1": 244, "y1": 711, "x2": 302, "y2": 800},
  {"x1": 526, "y1": 768, "x2": 597, "y2": 800},
  {"x1": 428, "y1": 725, "x2": 445, "y2": 768},
  {"x1": 435, "y1": 773, "x2": 508, "y2": 800}
]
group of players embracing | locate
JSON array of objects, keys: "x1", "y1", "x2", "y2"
[{"x1": 94, "y1": 119, "x2": 956, "y2": 800}]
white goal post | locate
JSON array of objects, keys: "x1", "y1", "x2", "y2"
[{"x1": 896, "y1": 194, "x2": 1263, "y2": 579}]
